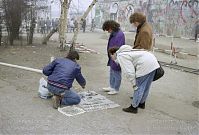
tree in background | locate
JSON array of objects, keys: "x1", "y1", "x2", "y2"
[
  {"x1": 70, "y1": 0, "x2": 98, "y2": 51},
  {"x1": 0, "y1": 14, "x2": 2, "y2": 46},
  {"x1": 2, "y1": 0, "x2": 27, "y2": 45},
  {"x1": 42, "y1": 0, "x2": 72, "y2": 49},
  {"x1": 26, "y1": 0, "x2": 37, "y2": 45}
]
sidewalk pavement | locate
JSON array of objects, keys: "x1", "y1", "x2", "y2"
[
  {"x1": 94, "y1": 28, "x2": 199, "y2": 57},
  {"x1": 90, "y1": 30, "x2": 199, "y2": 69},
  {"x1": 125, "y1": 32, "x2": 199, "y2": 57},
  {"x1": 0, "y1": 32, "x2": 198, "y2": 134}
]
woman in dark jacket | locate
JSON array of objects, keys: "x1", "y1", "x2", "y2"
[
  {"x1": 43, "y1": 51, "x2": 86, "y2": 109},
  {"x1": 102, "y1": 20, "x2": 125, "y2": 95}
]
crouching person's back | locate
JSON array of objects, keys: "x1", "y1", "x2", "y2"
[{"x1": 43, "y1": 51, "x2": 86, "y2": 109}]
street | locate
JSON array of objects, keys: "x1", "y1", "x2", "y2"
[{"x1": 0, "y1": 31, "x2": 198, "y2": 135}]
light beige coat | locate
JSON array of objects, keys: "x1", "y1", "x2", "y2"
[{"x1": 133, "y1": 23, "x2": 153, "y2": 50}]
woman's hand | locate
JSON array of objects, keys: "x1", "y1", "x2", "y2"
[{"x1": 110, "y1": 53, "x2": 117, "y2": 61}]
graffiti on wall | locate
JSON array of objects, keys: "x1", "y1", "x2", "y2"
[
  {"x1": 95, "y1": 3, "x2": 110, "y2": 28},
  {"x1": 95, "y1": 0, "x2": 199, "y2": 38},
  {"x1": 110, "y1": 2, "x2": 119, "y2": 20},
  {"x1": 125, "y1": 4, "x2": 134, "y2": 20}
]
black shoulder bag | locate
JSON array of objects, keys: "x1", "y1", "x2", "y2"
[{"x1": 153, "y1": 62, "x2": 164, "y2": 81}]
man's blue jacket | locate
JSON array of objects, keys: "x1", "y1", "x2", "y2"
[{"x1": 43, "y1": 58, "x2": 86, "y2": 89}]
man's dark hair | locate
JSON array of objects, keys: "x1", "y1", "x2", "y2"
[
  {"x1": 102, "y1": 20, "x2": 120, "y2": 32},
  {"x1": 66, "y1": 51, "x2": 79, "y2": 61},
  {"x1": 108, "y1": 47, "x2": 119, "y2": 55}
]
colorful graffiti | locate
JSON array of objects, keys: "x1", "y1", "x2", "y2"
[{"x1": 95, "y1": 0, "x2": 199, "y2": 38}]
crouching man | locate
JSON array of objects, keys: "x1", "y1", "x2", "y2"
[{"x1": 43, "y1": 51, "x2": 86, "y2": 109}]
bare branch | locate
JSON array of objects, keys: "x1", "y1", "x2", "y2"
[{"x1": 70, "y1": 0, "x2": 98, "y2": 51}]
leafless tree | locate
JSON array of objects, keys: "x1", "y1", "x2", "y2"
[
  {"x1": 2, "y1": 0, "x2": 27, "y2": 45},
  {"x1": 0, "y1": 18, "x2": 2, "y2": 46},
  {"x1": 42, "y1": 0, "x2": 72, "y2": 48},
  {"x1": 43, "y1": 0, "x2": 97, "y2": 52},
  {"x1": 26, "y1": 0, "x2": 37, "y2": 45},
  {"x1": 70, "y1": 0, "x2": 98, "y2": 51}
]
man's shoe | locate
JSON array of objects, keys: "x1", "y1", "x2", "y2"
[
  {"x1": 52, "y1": 95, "x2": 61, "y2": 109},
  {"x1": 123, "y1": 105, "x2": 138, "y2": 114},
  {"x1": 138, "y1": 102, "x2": 145, "y2": 109},
  {"x1": 102, "y1": 87, "x2": 114, "y2": 92},
  {"x1": 107, "y1": 90, "x2": 118, "y2": 95}
]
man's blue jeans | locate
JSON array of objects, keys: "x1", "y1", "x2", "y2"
[
  {"x1": 47, "y1": 84, "x2": 81, "y2": 106},
  {"x1": 132, "y1": 70, "x2": 156, "y2": 108},
  {"x1": 110, "y1": 68, "x2": 121, "y2": 91}
]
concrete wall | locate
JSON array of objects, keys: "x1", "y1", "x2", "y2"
[{"x1": 95, "y1": 0, "x2": 199, "y2": 38}]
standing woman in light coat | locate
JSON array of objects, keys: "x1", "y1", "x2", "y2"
[{"x1": 109, "y1": 45, "x2": 159, "y2": 114}]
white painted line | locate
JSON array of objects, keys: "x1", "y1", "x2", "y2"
[
  {"x1": 165, "y1": 49, "x2": 172, "y2": 52},
  {"x1": 179, "y1": 52, "x2": 188, "y2": 55},
  {"x1": 58, "y1": 106, "x2": 86, "y2": 117},
  {"x1": 181, "y1": 37, "x2": 190, "y2": 40},
  {"x1": 0, "y1": 62, "x2": 42, "y2": 73}
]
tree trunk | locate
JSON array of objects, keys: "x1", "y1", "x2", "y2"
[
  {"x1": 28, "y1": 17, "x2": 36, "y2": 45},
  {"x1": 42, "y1": 28, "x2": 58, "y2": 44},
  {"x1": 0, "y1": 25, "x2": 2, "y2": 46},
  {"x1": 2, "y1": 0, "x2": 25, "y2": 45},
  {"x1": 70, "y1": 0, "x2": 98, "y2": 51},
  {"x1": 9, "y1": 33, "x2": 14, "y2": 45},
  {"x1": 43, "y1": 0, "x2": 72, "y2": 46},
  {"x1": 28, "y1": 26, "x2": 34, "y2": 45},
  {"x1": 59, "y1": 0, "x2": 68, "y2": 50}
]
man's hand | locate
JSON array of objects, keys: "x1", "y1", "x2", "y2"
[
  {"x1": 133, "y1": 85, "x2": 138, "y2": 91},
  {"x1": 81, "y1": 85, "x2": 85, "y2": 89},
  {"x1": 110, "y1": 53, "x2": 116, "y2": 61}
]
